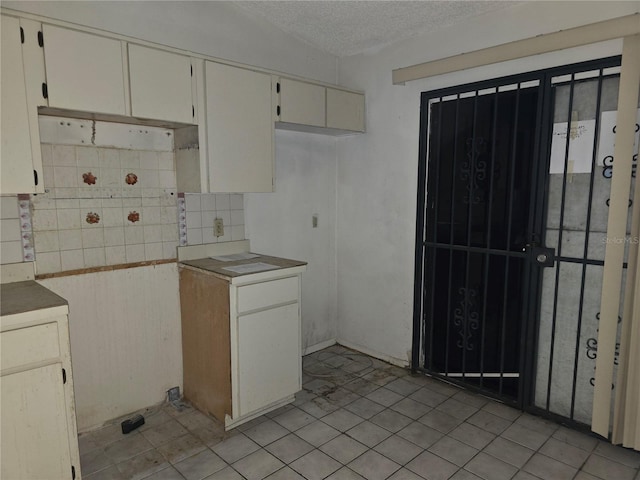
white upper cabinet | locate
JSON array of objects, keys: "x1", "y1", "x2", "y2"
[
  {"x1": 128, "y1": 44, "x2": 194, "y2": 124},
  {"x1": 42, "y1": 24, "x2": 127, "y2": 115},
  {"x1": 327, "y1": 88, "x2": 365, "y2": 132},
  {"x1": 275, "y1": 76, "x2": 365, "y2": 134},
  {"x1": 205, "y1": 61, "x2": 274, "y2": 193},
  {"x1": 278, "y1": 78, "x2": 326, "y2": 128},
  {"x1": 1, "y1": 15, "x2": 43, "y2": 194}
]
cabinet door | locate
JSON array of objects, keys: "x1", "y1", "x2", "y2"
[
  {"x1": 279, "y1": 78, "x2": 326, "y2": 127},
  {"x1": 42, "y1": 24, "x2": 126, "y2": 115},
  {"x1": 129, "y1": 44, "x2": 194, "y2": 124},
  {"x1": 1, "y1": 15, "x2": 40, "y2": 194},
  {"x1": 327, "y1": 88, "x2": 365, "y2": 132},
  {"x1": 205, "y1": 62, "x2": 274, "y2": 193},
  {"x1": 237, "y1": 303, "x2": 300, "y2": 416},
  {"x1": 1, "y1": 364, "x2": 73, "y2": 479}
]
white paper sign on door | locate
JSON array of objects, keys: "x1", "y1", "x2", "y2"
[{"x1": 549, "y1": 119, "x2": 596, "y2": 174}]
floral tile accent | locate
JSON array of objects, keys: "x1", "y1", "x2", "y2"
[
  {"x1": 82, "y1": 172, "x2": 97, "y2": 185},
  {"x1": 125, "y1": 173, "x2": 138, "y2": 185},
  {"x1": 128, "y1": 211, "x2": 140, "y2": 223},
  {"x1": 85, "y1": 212, "x2": 101, "y2": 225}
]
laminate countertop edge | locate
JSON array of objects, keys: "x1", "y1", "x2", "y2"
[
  {"x1": 179, "y1": 254, "x2": 307, "y2": 283},
  {"x1": 1, "y1": 281, "x2": 68, "y2": 318}
]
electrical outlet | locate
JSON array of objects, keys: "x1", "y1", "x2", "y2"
[{"x1": 214, "y1": 218, "x2": 224, "y2": 237}]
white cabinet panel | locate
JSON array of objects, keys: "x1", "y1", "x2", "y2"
[
  {"x1": 237, "y1": 303, "x2": 300, "y2": 416},
  {"x1": 129, "y1": 44, "x2": 194, "y2": 124},
  {"x1": 1, "y1": 283, "x2": 79, "y2": 479},
  {"x1": 237, "y1": 276, "x2": 299, "y2": 313},
  {"x1": 1, "y1": 15, "x2": 41, "y2": 194},
  {"x1": 1, "y1": 364, "x2": 72, "y2": 479},
  {"x1": 1, "y1": 322, "x2": 60, "y2": 370},
  {"x1": 279, "y1": 78, "x2": 326, "y2": 127},
  {"x1": 327, "y1": 88, "x2": 365, "y2": 132},
  {"x1": 43, "y1": 24, "x2": 126, "y2": 115},
  {"x1": 205, "y1": 62, "x2": 274, "y2": 193}
]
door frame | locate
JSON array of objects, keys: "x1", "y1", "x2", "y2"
[{"x1": 412, "y1": 56, "x2": 623, "y2": 417}]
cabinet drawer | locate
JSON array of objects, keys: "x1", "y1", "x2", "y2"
[
  {"x1": 1, "y1": 322, "x2": 60, "y2": 372},
  {"x1": 237, "y1": 276, "x2": 298, "y2": 313}
]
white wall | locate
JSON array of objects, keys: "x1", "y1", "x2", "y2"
[
  {"x1": 39, "y1": 264, "x2": 181, "y2": 431},
  {"x1": 335, "y1": 1, "x2": 639, "y2": 365},
  {"x1": 1, "y1": 1, "x2": 337, "y2": 84},
  {"x1": 245, "y1": 130, "x2": 338, "y2": 352}
]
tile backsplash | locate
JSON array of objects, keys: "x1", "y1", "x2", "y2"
[
  {"x1": 0, "y1": 116, "x2": 245, "y2": 275},
  {"x1": 183, "y1": 193, "x2": 245, "y2": 245},
  {"x1": 0, "y1": 196, "x2": 23, "y2": 264}
]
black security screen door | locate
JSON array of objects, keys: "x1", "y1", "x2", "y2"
[
  {"x1": 416, "y1": 80, "x2": 542, "y2": 403},
  {"x1": 412, "y1": 57, "x2": 624, "y2": 413}
]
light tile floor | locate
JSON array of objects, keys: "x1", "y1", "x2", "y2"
[{"x1": 81, "y1": 345, "x2": 640, "y2": 480}]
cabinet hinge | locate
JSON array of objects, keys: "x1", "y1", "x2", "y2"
[
  {"x1": 276, "y1": 82, "x2": 280, "y2": 94},
  {"x1": 20, "y1": 27, "x2": 24, "y2": 44},
  {"x1": 71, "y1": 465, "x2": 76, "y2": 480},
  {"x1": 62, "y1": 368, "x2": 67, "y2": 384},
  {"x1": 276, "y1": 105, "x2": 281, "y2": 116},
  {"x1": 42, "y1": 83, "x2": 48, "y2": 99},
  {"x1": 33, "y1": 170, "x2": 39, "y2": 186},
  {"x1": 37, "y1": 30, "x2": 44, "y2": 47}
]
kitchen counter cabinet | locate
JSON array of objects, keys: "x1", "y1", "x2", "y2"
[
  {"x1": 1, "y1": 281, "x2": 80, "y2": 479},
  {"x1": 179, "y1": 257, "x2": 306, "y2": 429},
  {"x1": 42, "y1": 24, "x2": 127, "y2": 116},
  {"x1": 128, "y1": 44, "x2": 195, "y2": 124}
]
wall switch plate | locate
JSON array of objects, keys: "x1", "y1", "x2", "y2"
[{"x1": 214, "y1": 218, "x2": 224, "y2": 237}]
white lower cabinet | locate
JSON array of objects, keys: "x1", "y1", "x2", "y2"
[
  {"x1": 2, "y1": 364, "x2": 74, "y2": 478},
  {"x1": 180, "y1": 265, "x2": 304, "y2": 429},
  {"x1": 1, "y1": 282, "x2": 80, "y2": 479},
  {"x1": 237, "y1": 303, "x2": 301, "y2": 416}
]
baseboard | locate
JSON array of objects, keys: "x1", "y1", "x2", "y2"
[
  {"x1": 303, "y1": 338, "x2": 337, "y2": 355},
  {"x1": 336, "y1": 338, "x2": 409, "y2": 368}
]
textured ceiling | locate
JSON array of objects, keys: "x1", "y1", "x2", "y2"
[{"x1": 232, "y1": 1, "x2": 519, "y2": 57}]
